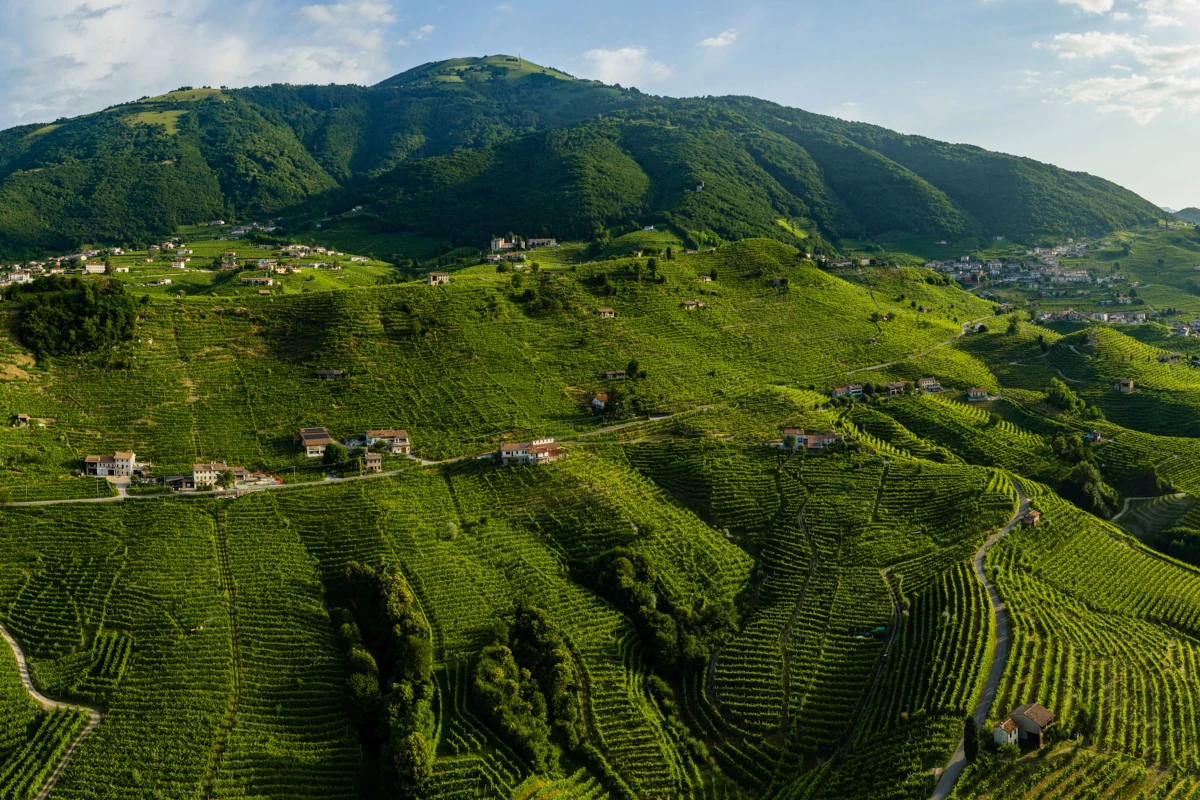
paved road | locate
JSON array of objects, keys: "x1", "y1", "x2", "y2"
[
  {"x1": 930, "y1": 478, "x2": 1029, "y2": 800},
  {"x1": 0, "y1": 622, "x2": 103, "y2": 800}
]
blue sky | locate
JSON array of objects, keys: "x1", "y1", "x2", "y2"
[{"x1": 1, "y1": 0, "x2": 1198, "y2": 207}]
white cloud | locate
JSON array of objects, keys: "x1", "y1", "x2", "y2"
[
  {"x1": 1138, "y1": 0, "x2": 1200, "y2": 26},
  {"x1": 1058, "y1": 0, "x2": 1114, "y2": 12},
  {"x1": 582, "y1": 46, "x2": 673, "y2": 86},
  {"x1": 495, "y1": 3, "x2": 512, "y2": 10},
  {"x1": 0, "y1": 0, "x2": 402, "y2": 127},
  {"x1": 1111, "y1": 10, "x2": 1133, "y2": 19},
  {"x1": 398, "y1": 23, "x2": 434, "y2": 46},
  {"x1": 1040, "y1": 31, "x2": 1200, "y2": 72},
  {"x1": 1058, "y1": 72, "x2": 1200, "y2": 122},
  {"x1": 697, "y1": 29, "x2": 739, "y2": 48}
]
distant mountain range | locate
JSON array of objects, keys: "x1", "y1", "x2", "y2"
[
  {"x1": 0, "y1": 55, "x2": 1165, "y2": 259},
  {"x1": 1174, "y1": 208, "x2": 1200, "y2": 224}
]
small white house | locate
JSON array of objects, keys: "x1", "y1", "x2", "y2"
[{"x1": 993, "y1": 718, "x2": 1018, "y2": 746}]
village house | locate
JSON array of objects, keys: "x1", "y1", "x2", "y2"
[
  {"x1": 499, "y1": 438, "x2": 565, "y2": 466},
  {"x1": 428, "y1": 272, "x2": 451, "y2": 286},
  {"x1": 364, "y1": 452, "x2": 383, "y2": 473},
  {"x1": 592, "y1": 394, "x2": 609, "y2": 410},
  {"x1": 240, "y1": 276, "x2": 274, "y2": 286},
  {"x1": 316, "y1": 369, "x2": 345, "y2": 380},
  {"x1": 1159, "y1": 352, "x2": 1183, "y2": 364},
  {"x1": 491, "y1": 237, "x2": 515, "y2": 252},
  {"x1": 700, "y1": 275, "x2": 712, "y2": 282},
  {"x1": 172, "y1": 260, "x2": 188, "y2": 269},
  {"x1": 1022, "y1": 510, "x2": 1042, "y2": 527},
  {"x1": 1116, "y1": 379, "x2": 1135, "y2": 394},
  {"x1": 832, "y1": 384, "x2": 863, "y2": 399},
  {"x1": 918, "y1": 377, "x2": 942, "y2": 393},
  {"x1": 13, "y1": 414, "x2": 30, "y2": 428},
  {"x1": 84, "y1": 451, "x2": 140, "y2": 477},
  {"x1": 295, "y1": 427, "x2": 335, "y2": 458},
  {"x1": 780, "y1": 429, "x2": 843, "y2": 451},
  {"x1": 155, "y1": 278, "x2": 172, "y2": 286},
  {"x1": 350, "y1": 256, "x2": 369, "y2": 263},
  {"x1": 526, "y1": 238, "x2": 557, "y2": 248},
  {"x1": 597, "y1": 308, "x2": 617, "y2": 319},
  {"x1": 682, "y1": 300, "x2": 706, "y2": 311},
  {"x1": 994, "y1": 703, "x2": 1056, "y2": 748},
  {"x1": 486, "y1": 254, "x2": 503, "y2": 264},
  {"x1": 192, "y1": 462, "x2": 230, "y2": 488},
  {"x1": 605, "y1": 369, "x2": 627, "y2": 380},
  {"x1": 112, "y1": 266, "x2": 129, "y2": 273},
  {"x1": 83, "y1": 262, "x2": 106, "y2": 274},
  {"x1": 967, "y1": 388, "x2": 989, "y2": 402},
  {"x1": 365, "y1": 429, "x2": 410, "y2": 455},
  {"x1": 884, "y1": 381, "x2": 908, "y2": 396},
  {"x1": 176, "y1": 249, "x2": 193, "y2": 256}
]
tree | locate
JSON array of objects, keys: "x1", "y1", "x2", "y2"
[
  {"x1": 216, "y1": 470, "x2": 235, "y2": 489},
  {"x1": 964, "y1": 715, "x2": 979, "y2": 762},
  {"x1": 324, "y1": 442, "x2": 348, "y2": 466},
  {"x1": 626, "y1": 359, "x2": 640, "y2": 379},
  {"x1": 647, "y1": 257, "x2": 659, "y2": 276},
  {"x1": 665, "y1": 246, "x2": 674, "y2": 261},
  {"x1": 393, "y1": 731, "x2": 433, "y2": 796}
]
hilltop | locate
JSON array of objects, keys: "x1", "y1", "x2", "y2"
[{"x1": 0, "y1": 55, "x2": 1163, "y2": 259}]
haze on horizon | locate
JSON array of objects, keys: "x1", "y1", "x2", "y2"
[{"x1": 0, "y1": 0, "x2": 1196, "y2": 209}]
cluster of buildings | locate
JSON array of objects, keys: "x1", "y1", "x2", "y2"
[
  {"x1": 490, "y1": 236, "x2": 559, "y2": 253},
  {"x1": 499, "y1": 438, "x2": 565, "y2": 466},
  {"x1": 294, "y1": 427, "x2": 411, "y2": 459},
  {"x1": 780, "y1": 429, "x2": 844, "y2": 451},
  {"x1": 1038, "y1": 309, "x2": 1147, "y2": 325}
]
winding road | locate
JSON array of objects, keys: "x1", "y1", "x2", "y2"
[
  {"x1": 930, "y1": 478, "x2": 1029, "y2": 800},
  {"x1": 0, "y1": 622, "x2": 103, "y2": 799}
]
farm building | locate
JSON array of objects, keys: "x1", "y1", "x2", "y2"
[
  {"x1": 428, "y1": 272, "x2": 451, "y2": 286},
  {"x1": 682, "y1": 300, "x2": 706, "y2": 311},
  {"x1": 1116, "y1": 379, "x2": 1135, "y2": 393},
  {"x1": 1022, "y1": 510, "x2": 1042, "y2": 527},
  {"x1": 155, "y1": 278, "x2": 172, "y2": 286},
  {"x1": 596, "y1": 309, "x2": 617, "y2": 319},
  {"x1": 700, "y1": 275, "x2": 712, "y2": 282},
  {"x1": 13, "y1": 414, "x2": 30, "y2": 428},
  {"x1": 240, "y1": 275, "x2": 274, "y2": 286},
  {"x1": 491, "y1": 237, "x2": 515, "y2": 252},
  {"x1": 993, "y1": 718, "x2": 1019, "y2": 746},
  {"x1": 316, "y1": 369, "x2": 345, "y2": 380},
  {"x1": 883, "y1": 381, "x2": 908, "y2": 396},
  {"x1": 592, "y1": 394, "x2": 609, "y2": 410},
  {"x1": 1159, "y1": 352, "x2": 1183, "y2": 363},
  {"x1": 526, "y1": 238, "x2": 557, "y2": 248},
  {"x1": 780, "y1": 429, "x2": 843, "y2": 451},
  {"x1": 605, "y1": 370, "x2": 627, "y2": 380},
  {"x1": 364, "y1": 453, "x2": 383, "y2": 473},
  {"x1": 295, "y1": 428, "x2": 336, "y2": 458},
  {"x1": 113, "y1": 266, "x2": 129, "y2": 273},
  {"x1": 499, "y1": 439, "x2": 565, "y2": 467},
  {"x1": 84, "y1": 263, "x2": 106, "y2": 274},
  {"x1": 365, "y1": 429, "x2": 410, "y2": 455},
  {"x1": 997, "y1": 703, "x2": 1056, "y2": 747},
  {"x1": 84, "y1": 451, "x2": 140, "y2": 477},
  {"x1": 918, "y1": 377, "x2": 942, "y2": 393},
  {"x1": 967, "y1": 388, "x2": 988, "y2": 402},
  {"x1": 258, "y1": 289, "x2": 271, "y2": 296}
]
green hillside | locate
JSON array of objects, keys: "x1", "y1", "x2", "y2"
[
  {"x1": 0, "y1": 55, "x2": 1162, "y2": 259},
  {"x1": 6, "y1": 231, "x2": 1200, "y2": 799}
]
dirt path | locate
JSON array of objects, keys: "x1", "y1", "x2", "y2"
[
  {"x1": 0, "y1": 622, "x2": 102, "y2": 799},
  {"x1": 843, "y1": 316, "x2": 992, "y2": 378},
  {"x1": 777, "y1": 496, "x2": 817, "y2": 739},
  {"x1": 1111, "y1": 494, "x2": 1187, "y2": 523},
  {"x1": 930, "y1": 478, "x2": 1029, "y2": 800}
]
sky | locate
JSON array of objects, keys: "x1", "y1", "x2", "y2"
[{"x1": 0, "y1": 0, "x2": 1198, "y2": 207}]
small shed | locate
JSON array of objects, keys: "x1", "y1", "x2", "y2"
[
  {"x1": 364, "y1": 453, "x2": 383, "y2": 473},
  {"x1": 1022, "y1": 510, "x2": 1042, "y2": 527}
]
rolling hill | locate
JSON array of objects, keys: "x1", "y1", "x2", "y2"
[{"x1": 0, "y1": 55, "x2": 1163, "y2": 259}]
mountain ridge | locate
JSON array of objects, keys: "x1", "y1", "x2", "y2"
[{"x1": 0, "y1": 55, "x2": 1164, "y2": 259}]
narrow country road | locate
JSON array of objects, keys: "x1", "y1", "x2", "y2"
[
  {"x1": 1111, "y1": 493, "x2": 1187, "y2": 523},
  {"x1": 0, "y1": 622, "x2": 103, "y2": 799},
  {"x1": 930, "y1": 478, "x2": 1029, "y2": 800}
]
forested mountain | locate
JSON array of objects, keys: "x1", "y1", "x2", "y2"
[
  {"x1": 1174, "y1": 207, "x2": 1200, "y2": 224},
  {"x1": 0, "y1": 55, "x2": 1163, "y2": 258}
]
